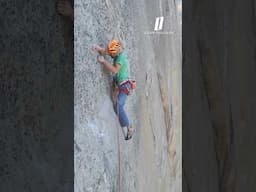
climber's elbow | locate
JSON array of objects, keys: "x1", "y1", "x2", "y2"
[
  {"x1": 112, "y1": 63, "x2": 121, "y2": 74},
  {"x1": 112, "y1": 68, "x2": 118, "y2": 74}
]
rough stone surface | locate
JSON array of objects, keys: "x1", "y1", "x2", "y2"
[
  {"x1": 75, "y1": 0, "x2": 181, "y2": 192},
  {"x1": 183, "y1": 0, "x2": 256, "y2": 191},
  {"x1": 0, "y1": 1, "x2": 73, "y2": 191}
]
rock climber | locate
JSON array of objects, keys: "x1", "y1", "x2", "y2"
[{"x1": 93, "y1": 40, "x2": 135, "y2": 140}]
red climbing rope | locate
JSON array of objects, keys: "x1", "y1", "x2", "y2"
[{"x1": 116, "y1": 96, "x2": 122, "y2": 192}]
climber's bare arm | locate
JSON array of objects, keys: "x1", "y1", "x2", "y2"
[{"x1": 97, "y1": 56, "x2": 121, "y2": 74}]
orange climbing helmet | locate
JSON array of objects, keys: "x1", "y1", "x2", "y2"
[{"x1": 107, "y1": 39, "x2": 122, "y2": 56}]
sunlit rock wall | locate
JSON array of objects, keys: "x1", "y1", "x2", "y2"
[{"x1": 75, "y1": 0, "x2": 181, "y2": 191}]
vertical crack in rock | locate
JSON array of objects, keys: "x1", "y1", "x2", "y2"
[{"x1": 157, "y1": 72, "x2": 177, "y2": 175}]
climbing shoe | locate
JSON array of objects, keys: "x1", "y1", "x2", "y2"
[{"x1": 125, "y1": 126, "x2": 135, "y2": 140}]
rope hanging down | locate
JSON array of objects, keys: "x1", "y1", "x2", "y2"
[{"x1": 116, "y1": 98, "x2": 122, "y2": 192}]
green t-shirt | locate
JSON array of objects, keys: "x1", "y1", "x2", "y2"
[{"x1": 113, "y1": 52, "x2": 129, "y2": 84}]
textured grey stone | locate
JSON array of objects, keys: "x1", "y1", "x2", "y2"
[
  {"x1": 183, "y1": 0, "x2": 256, "y2": 191},
  {"x1": 75, "y1": 0, "x2": 181, "y2": 192}
]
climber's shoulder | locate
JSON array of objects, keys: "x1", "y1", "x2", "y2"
[{"x1": 114, "y1": 52, "x2": 128, "y2": 66}]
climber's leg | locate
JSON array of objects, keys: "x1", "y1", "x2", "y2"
[
  {"x1": 116, "y1": 89, "x2": 129, "y2": 127},
  {"x1": 116, "y1": 83, "x2": 135, "y2": 140},
  {"x1": 112, "y1": 85, "x2": 119, "y2": 113}
]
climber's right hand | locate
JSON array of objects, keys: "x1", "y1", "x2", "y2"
[{"x1": 92, "y1": 44, "x2": 107, "y2": 55}]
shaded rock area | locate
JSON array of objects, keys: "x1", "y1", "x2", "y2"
[
  {"x1": 183, "y1": 0, "x2": 256, "y2": 191},
  {"x1": 75, "y1": 0, "x2": 181, "y2": 192},
  {"x1": 0, "y1": 1, "x2": 73, "y2": 191}
]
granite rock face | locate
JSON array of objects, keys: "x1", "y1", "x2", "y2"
[
  {"x1": 183, "y1": 0, "x2": 256, "y2": 191},
  {"x1": 0, "y1": 1, "x2": 73, "y2": 191},
  {"x1": 74, "y1": 0, "x2": 181, "y2": 192}
]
